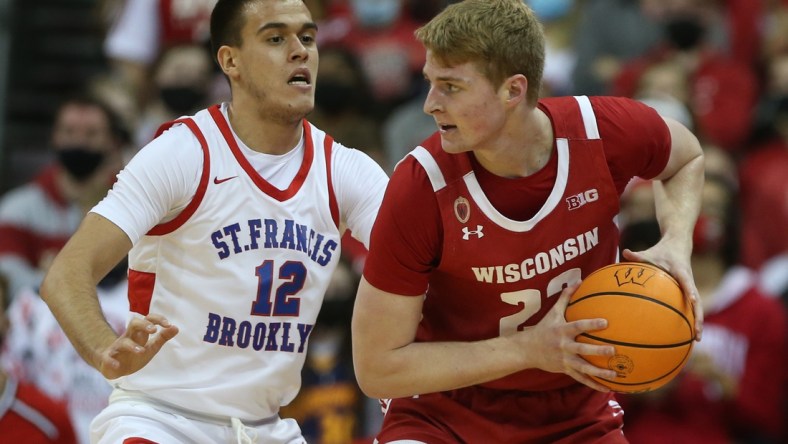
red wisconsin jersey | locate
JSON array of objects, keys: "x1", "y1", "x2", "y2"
[{"x1": 411, "y1": 96, "x2": 621, "y2": 391}]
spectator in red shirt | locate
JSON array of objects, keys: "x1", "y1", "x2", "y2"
[
  {"x1": 619, "y1": 154, "x2": 788, "y2": 444},
  {"x1": 614, "y1": 1, "x2": 758, "y2": 153},
  {"x1": 0, "y1": 272, "x2": 77, "y2": 444}
]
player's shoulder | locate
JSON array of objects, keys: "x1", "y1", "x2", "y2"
[
  {"x1": 386, "y1": 132, "x2": 442, "y2": 189},
  {"x1": 586, "y1": 95, "x2": 655, "y2": 117},
  {"x1": 137, "y1": 119, "x2": 204, "y2": 160}
]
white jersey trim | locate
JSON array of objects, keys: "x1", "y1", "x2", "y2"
[
  {"x1": 463, "y1": 138, "x2": 570, "y2": 232},
  {"x1": 574, "y1": 96, "x2": 600, "y2": 140},
  {"x1": 410, "y1": 145, "x2": 446, "y2": 191}
]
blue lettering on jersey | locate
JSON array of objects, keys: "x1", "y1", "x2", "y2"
[
  {"x1": 203, "y1": 312, "x2": 313, "y2": 353},
  {"x1": 210, "y1": 218, "x2": 337, "y2": 266}
]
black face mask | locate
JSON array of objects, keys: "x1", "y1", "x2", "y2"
[
  {"x1": 664, "y1": 16, "x2": 705, "y2": 51},
  {"x1": 56, "y1": 146, "x2": 105, "y2": 182},
  {"x1": 315, "y1": 81, "x2": 357, "y2": 114},
  {"x1": 160, "y1": 86, "x2": 206, "y2": 115}
]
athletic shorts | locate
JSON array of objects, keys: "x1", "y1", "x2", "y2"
[
  {"x1": 375, "y1": 383, "x2": 627, "y2": 444},
  {"x1": 90, "y1": 391, "x2": 306, "y2": 444}
]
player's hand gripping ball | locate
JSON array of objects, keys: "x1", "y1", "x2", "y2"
[{"x1": 565, "y1": 262, "x2": 695, "y2": 393}]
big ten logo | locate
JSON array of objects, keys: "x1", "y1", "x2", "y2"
[{"x1": 566, "y1": 188, "x2": 599, "y2": 210}]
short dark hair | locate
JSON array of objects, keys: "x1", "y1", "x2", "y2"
[
  {"x1": 210, "y1": 0, "x2": 259, "y2": 62},
  {"x1": 54, "y1": 95, "x2": 126, "y2": 144}
]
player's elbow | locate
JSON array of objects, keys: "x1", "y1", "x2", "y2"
[
  {"x1": 353, "y1": 354, "x2": 407, "y2": 399},
  {"x1": 353, "y1": 358, "x2": 386, "y2": 399}
]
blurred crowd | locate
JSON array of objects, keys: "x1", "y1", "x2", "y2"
[{"x1": 0, "y1": 0, "x2": 786, "y2": 443}]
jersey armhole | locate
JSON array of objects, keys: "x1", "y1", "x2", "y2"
[
  {"x1": 323, "y1": 130, "x2": 340, "y2": 228},
  {"x1": 147, "y1": 118, "x2": 210, "y2": 236}
]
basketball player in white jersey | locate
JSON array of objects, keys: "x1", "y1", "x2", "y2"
[
  {"x1": 40, "y1": 0, "x2": 388, "y2": 443},
  {"x1": 352, "y1": 1, "x2": 704, "y2": 443}
]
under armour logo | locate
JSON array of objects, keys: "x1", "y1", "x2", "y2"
[{"x1": 462, "y1": 225, "x2": 484, "y2": 240}]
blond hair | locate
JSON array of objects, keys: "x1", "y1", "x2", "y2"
[{"x1": 415, "y1": 0, "x2": 545, "y2": 105}]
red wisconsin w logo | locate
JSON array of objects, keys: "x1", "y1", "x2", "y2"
[{"x1": 613, "y1": 266, "x2": 655, "y2": 287}]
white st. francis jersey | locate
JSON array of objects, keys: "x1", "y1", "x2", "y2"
[{"x1": 93, "y1": 104, "x2": 387, "y2": 420}]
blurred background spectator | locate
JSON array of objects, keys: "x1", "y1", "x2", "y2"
[
  {"x1": 619, "y1": 147, "x2": 788, "y2": 444},
  {"x1": 133, "y1": 42, "x2": 215, "y2": 146},
  {"x1": 1, "y1": 261, "x2": 129, "y2": 444},
  {"x1": 0, "y1": 271, "x2": 78, "y2": 444},
  {"x1": 0, "y1": 96, "x2": 124, "y2": 299},
  {"x1": 0, "y1": 0, "x2": 786, "y2": 442},
  {"x1": 102, "y1": 0, "x2": 218, "y2": 111}
]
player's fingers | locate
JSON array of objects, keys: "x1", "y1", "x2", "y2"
[
  {"x1": 674, "y1": 271, "x2": 703, "y2": 341},
  {"x1": 145, "y1": 313, "x2": 173, "y2": 328},
  {"x1": 571, "y1": 342, "x2": 615, "y2": 358},
  {"x1": 131, "y1": 329, "x2": 149, "y2": 346},
  {"x1": 159, "y1": 324, "x2": 179, "y2": 342},
  {"x1": 145, "y1": 326, "x2": 179, "y2": 356},
  {"x1": 621, "y1": 248, "x2": 646, "y2": 263},
  {"x1": 554, "y1": 283, "x2": 580, "y2": 314},
  {"x1": 567, "y1": 368, "x2": 613, "y2": 392},
  {"x1": 567, "y1": 318, "x2": 608, "y2": 335},
  {"x1": 572, "y1": 355, "x2": 618, "y2": 381},
  {"x1": 110, "y1": 337, "x2": 146, "y2": 355},
  {"x1": 98, "y1": 354, "x2": 121, "y2": 372},
  {"x1": 692, "y1": 300, "x2": 703, "y2": 341}
]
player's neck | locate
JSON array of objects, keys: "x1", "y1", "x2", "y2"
[
  {"x1": 473, "y1": 107, "x2": 554, "y2": 178},
  {"x1": 226, "y1": 103, "x2": 303, "y2": 155}
]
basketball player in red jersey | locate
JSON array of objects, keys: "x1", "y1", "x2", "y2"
[{"x1": 352, "y1": 0, "x2": 705, "y2": 442}]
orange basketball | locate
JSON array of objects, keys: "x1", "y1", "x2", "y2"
[{"x1": 565, "y1": 262, "x2": 695, "y2": 393}]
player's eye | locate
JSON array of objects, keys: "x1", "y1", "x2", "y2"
[
  {"x1": 299, "y1": 34, "x2": 315, "y2": 45},
  {"x1": 268, "y1": 35, "x2": 284, "y2": 44}
]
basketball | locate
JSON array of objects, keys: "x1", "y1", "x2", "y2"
[{"x1": 565, "y1": 262, "x2": 695, "y2": 393}]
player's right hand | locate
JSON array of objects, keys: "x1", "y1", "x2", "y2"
[
  {"x1": 518, "y1": 285, "x2": 618, "y2": 392},
  {"x1": 96, "y1": 314, "x2": 179, "y2": 379}
]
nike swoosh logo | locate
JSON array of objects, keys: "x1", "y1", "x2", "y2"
[{"x1": 213, "y1": 176, "x2": 238, "y2": 185}]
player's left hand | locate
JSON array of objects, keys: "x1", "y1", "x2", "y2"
[
  {"x1": 622, "y1": 246, "x2": 703, "y2": 341},
  {"x1": 97, "y1": 313, "x2": 179, "y2": 379}
]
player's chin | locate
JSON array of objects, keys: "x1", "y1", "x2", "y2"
[
  {"x1": 282, "y1": 102, "x2": 314, "y2": 122},
  {"x1": 439, "y1": 138, "x2": 470, "y2": 155}
]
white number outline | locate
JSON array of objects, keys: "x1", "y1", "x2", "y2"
[{"x1": 499, "y1": 268, "x2": 582, "y2": 336}]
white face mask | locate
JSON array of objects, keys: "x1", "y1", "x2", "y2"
[{"x1": 350, "y1": 0, "x2": 402, "y2": 28}]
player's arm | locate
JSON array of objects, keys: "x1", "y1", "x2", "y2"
[
  {"x1": 330, "y1": 145, "x2": 389, "y2": 248},
  {"x1": 40, "y1": 214, "x2": 177, "y2": 379},
  {"x1": 622, "y1": 116, "x2": 704, "y2": 339},
  {"x1": 352, "y1": 279, "x2": 617, "y2": 398},
  {"x1": 39, "y1": 127, "x2": 197, "y2": 378}
]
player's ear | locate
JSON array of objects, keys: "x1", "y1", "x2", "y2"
[
  {"x1": 501, "y1": 74, "x2": 527, "y2": 106},
  {"x1": 217, "y1": 46, "x2": 239, "y2": 79}
]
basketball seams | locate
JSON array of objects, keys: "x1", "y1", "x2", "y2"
[
  {"x1": 566, "y1": 263, "x2": 696, "y2": 393},
  {"x1": 567, "y1": 291, "x2": 693, "y2": 333},
  {"x1": 578, "y1": 333, "x2": 695, "y2": 348}
]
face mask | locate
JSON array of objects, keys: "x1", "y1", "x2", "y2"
[
  {"x1": 664, "y1": 16, "x2": 705, "y2": 51},
  {"x1": 692, "y1": 214, "x2": 725, "y2": 255},
  {"x1": 526, "y1": 0, "x2": 573, "y2": 22},
  {"x1": 160, "y1": 86, "x2": 206, "y2": 115},
  {"x1": 351, "y1": 0, "x2": 401, "y2": 28},
  {"x1": 315, "y1": 81, "x2": 357, "y2": 114},
  {"x1": 56, "y1": 146, "x2": 105, "y2": 182}
]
